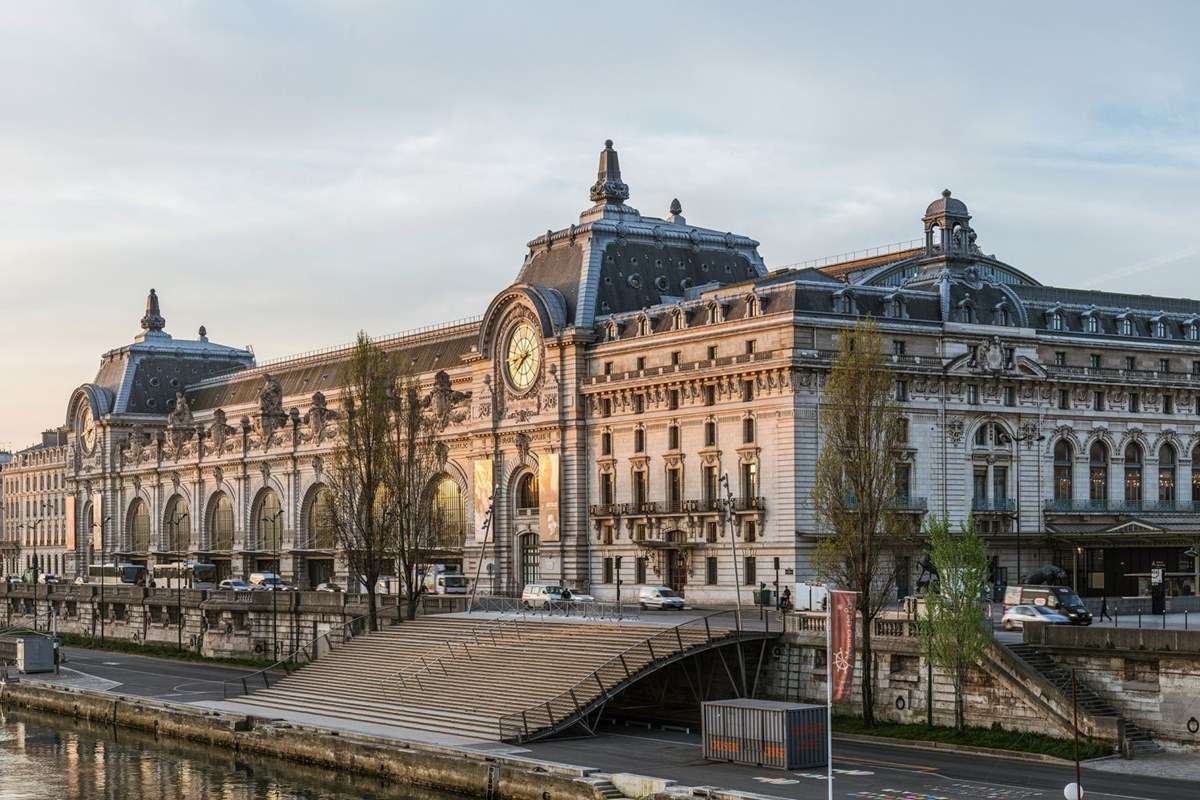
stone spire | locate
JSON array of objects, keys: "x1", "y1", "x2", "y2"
[
  {"x1": 140, "y1": 288, "x2": 166, "y2": 332},
  {"x1": 589, "y1": 139, "x2": 630, "y2": 205}
]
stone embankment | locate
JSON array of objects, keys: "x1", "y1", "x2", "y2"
[{"x1": 0, "y1": 680, "x2": 609, "y2": 800}]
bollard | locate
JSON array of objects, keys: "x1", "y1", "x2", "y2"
[
  {"x1": 1186, "y1": 610, "x2": 1189, "y2": 631},
  {"x1": 1138, "y1": 612, "x2": 1142, "y2": 629},
  {"x1": 1163, "y1": 611, "x2": 1167, "y2": 630}
]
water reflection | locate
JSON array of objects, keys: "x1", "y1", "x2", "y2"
[{"x1": 0, "y1": 708, "x2": 468, "y2": 800}]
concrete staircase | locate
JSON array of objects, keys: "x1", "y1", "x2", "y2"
[
  {"x1": 230, "y1": 615, "x2": 751, "y2": 742},
  {"x1": 1006, "y1": 643, "x2": 1161, "y2": 757}
]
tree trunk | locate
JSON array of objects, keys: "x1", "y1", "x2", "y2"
[
  {"x1": 954, "y1": 669, "x2": 966, "y2": 733},
  {"x1": 366, "y1": 585, "x2": 378, "y2": 632},
  {"x1": 860, "y1": 607, "x2": 875, "y2": 727}
]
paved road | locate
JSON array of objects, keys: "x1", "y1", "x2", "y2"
[
  {"x1": 523, "y1": 724, "x2": 1194, "y2": 800},
  {"x1": 26, "y1": 647, "x2": 255, "y2": 703}
]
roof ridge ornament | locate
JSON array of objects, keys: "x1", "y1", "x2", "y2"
[
  {"x1": 589, "y1": 139, "x2": 630, "y2": 205},
  {"x1": 141, "y1": 288, "x2": 166, "y2": 332}
]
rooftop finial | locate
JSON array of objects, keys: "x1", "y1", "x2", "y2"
[
  {"x1": 942, "y1": 188, "x2": 951, "y2": 198},
  {"x1": 667, "y1": 197, "x2": 686, "y2": 225},
  {"x1": 669, "y1": 198, "x2": 682, "y2": 215},
  {"x1": 141, "y1": 288, "x2": 165, "y2": 332},
  {"x1": 589, "y1": 139, "x2": 630, "y2": 205}
]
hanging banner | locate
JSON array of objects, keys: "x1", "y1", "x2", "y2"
[
  {"x1": 65, "y1": 495, "x2": 77, "y2": 551},
  {"x1": 538, "y1": 452, "x2": 560, "y2": 543},
  {"x1": 472, "y1": 459, "x2": 493, "y2": 543},
  {"x1": 829, "y1": 590, "x2": 858, "y2": 703},
  {"x1": 91, "y1": 494, "x2": 104, "y2": 552}
]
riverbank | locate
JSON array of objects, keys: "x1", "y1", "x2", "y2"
[{"x1": 0, "y1": 680, "x2": 609, "y2": 800}]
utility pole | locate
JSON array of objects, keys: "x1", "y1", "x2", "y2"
[{"x1": 170, "y1": 511, "x2": 189, "y2": 651}]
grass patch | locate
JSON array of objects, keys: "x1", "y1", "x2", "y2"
[
  {"x1": 54, "y1": 632, "x2": 273, "y2": 671},
  {"x1": 832, "y1": 715, "x2": 1112, "y2": 761}
]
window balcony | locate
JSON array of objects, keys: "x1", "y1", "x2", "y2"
[
  {"x1": 888, "y1": 495, "x2": 929, "y2": 513},
  {"x1": 971, "y1": 498, "x2": 1016, "y2": 513},
  {"x1": 589, "y1": 503, "x2": 620, "y2": 518},
  {"x1": 734, "y1": 496, "x2": 767, "y2": 512},
  {"x1": 1043, "y1": 498, "x2": 1195, "y2": 514}
]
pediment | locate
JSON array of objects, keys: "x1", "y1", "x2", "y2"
[{"x1": 1104, "y1": 519, "x2": 1162, "y2": 534}]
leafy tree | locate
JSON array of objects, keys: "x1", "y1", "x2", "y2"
[
  {"x1": 920, "y1": 514, "x2": 990, "y2": 733},
  {"x1": 812, "y1": 318, "x2": 906, "y2": 727},
  {"x1": 383, "y1": 377, "x2": 451, "y2": 621},
  {"x1": 324, "y1": 332, "x2": 395, "y2": 632}
]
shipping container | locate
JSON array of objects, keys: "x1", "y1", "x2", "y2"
[{"x1": 702, "y1": 699, "x2": 827, "y2": 770}]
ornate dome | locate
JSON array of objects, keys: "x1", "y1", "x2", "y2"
[{"x1": 924, "y1": 188, "x2": 969, "y2": 221}]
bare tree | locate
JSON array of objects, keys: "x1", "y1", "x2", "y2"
[
  {"x1": 382, "y1": 377, "x2": 451, "y2": 621},
  {"x1": 324, "y1": 332, "x2": 395, "y2": 632},
  {"x1": 812, "y1": 318, "x2": 906, "y2": 728},
  {"x1": 921, "y1": 514, "x2": 990, "y2": 732}
]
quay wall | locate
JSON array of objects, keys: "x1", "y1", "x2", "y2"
[{"x1": 0, "y1": 681, "x2": 606, "y2": 800}]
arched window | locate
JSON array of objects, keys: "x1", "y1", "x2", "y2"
[
  {"x1": 128, "y1": 498, "x2": 150, "y2": 552},
  {"x1": 306, "y1": 485, "x2": 336, "y2": 550},
  {"x1": 1053, "y1": 440, "x2": 1073, "y2": 503},
  {"x1": 1085, "y1": 314, "x2": 1099, "y2": 334},
  {"x1": 1188, "y1": 322, "x2": 1199, "y2": 342},
  {"x1": 1193, "y1": 446, "x2": 1200, "y2": 508},
  {"x1": 1124, "y1": 442, "x2": 1143, "y2": 508},
  {"x1": 1089, "y1": 442, "x2": 1109, "y2": 506},
  {"x1": 1119, "y1": 317, "x2": 1133, "y2": 336},
  {"x1": 519, "y1": 532, "x2": 540, "y2": 586},
  {"x1": 1050, "y1": 311, "x2": 1064, "y2": 331},
  {"x1": 1158, "y1": 444, "x2": 1177, "y2": 507},
  {"x1": 432, "y1": 477, "x2": 466, "y2": 547},
  {"x1": 253, "y1": 489, "x2": 282, "y2": 552},
  {"x1": 163, "y1": 495, "x2": 190, "y2": 553},
  {"x1": 516, "y1": 472, "x2": 539, "y2": 512},
  {"x1": 208, "y1": 493, "x2": 234, "y2": 550},
  {"x1": 1154, "y1": 319, "x2": 1167, "y2": 339}
]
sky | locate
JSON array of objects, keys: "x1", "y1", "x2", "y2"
[{"x1": 2, "y1": 1, "x2": 1200, "y2": 449}]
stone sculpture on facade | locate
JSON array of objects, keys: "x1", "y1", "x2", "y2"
[
  {"x1": 303, "y1": 391, "x2": 338, "y2": 443},
  {"x1": 422, "y1": 370, "x2": 473, "y2": 430},
  {"x1": 166, "y1": 391, "x2": 196, "y2": 456},
  {"x1": 208, "y1": 409, "x2": 236, "y2": 454},
  {"x1": 257, "y1": 373, "x2": 289, "y2": 442}
]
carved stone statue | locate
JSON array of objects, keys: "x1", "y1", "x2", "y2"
[
  {"x1": 209, "y1": 408, "x2": 236, "y2": 453},
  {"x1": 167, "y1": 391, "x2": 194, "y2": 428},
  {"x1": 303, "y1": 391, "x2": 339, "y2": 443},
  {"x1": 258, "y1": 373, "x2": 285, "y2": 418},
  {"x1": 422, "y1": 370, "x2": 473, "y2": 430}
]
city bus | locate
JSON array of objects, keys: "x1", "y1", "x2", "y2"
[
  {"x1": 85, "y1": 563, "x2": 148, "y2": 586},
  {"x1": 150, "y1": 561, "x2": 219, "y2": 590}
]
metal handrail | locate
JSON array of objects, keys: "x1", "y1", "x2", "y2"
[
  {"x1": 394, "y1": 616, "x2": 525, "y2": 689},
  {"x1": 220, "y1": 614, "x2": 369, "y2": 700},
  {"x1": 496, "y1": 609, "x2": 757, "y2": 741}
]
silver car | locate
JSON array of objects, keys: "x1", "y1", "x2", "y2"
[{"x1": 1002, "y1": 603, "x2": 1070, "y2": 630}]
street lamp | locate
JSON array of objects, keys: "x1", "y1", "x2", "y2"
[
  {"x1": 261, "y1": 509, "x2": 284, "y2": 660},
  {"x1": 86, "y1": 515, "x2": 112, "y2": 644},
  {"x1": 719, "y1": 473, "x2": 743, "y2": 632},
  {"x1": 1001, "y1": 428, "x2": 1046, "y2": 584},
  {"x1": 169, "y1": 511, "x2": 190, "y2": 651},
  {"x1": 19, "y1": 517, "x2": 45, "y2": 631}
]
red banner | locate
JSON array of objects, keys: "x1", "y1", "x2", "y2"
[{"x1": 829, "y1": 590, "x2": 858, "y2": 703}]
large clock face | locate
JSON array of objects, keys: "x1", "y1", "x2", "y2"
[
  {"x1": 505, "y1": 321, "x2": 542, "y2": 391},
  {"x1": 78, "y1": 404, "x2": 96, "y2": 453}
]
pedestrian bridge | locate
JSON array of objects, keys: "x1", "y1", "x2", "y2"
[{"x1": 220, "y1": 609, "x2": 777, "y2": 743}]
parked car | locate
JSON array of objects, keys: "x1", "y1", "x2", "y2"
[
  {"x1": 521, "y1": 583, "x2": 564, "y2": 609},
  {"x1": 3, "y1": 575, "x2": 25, "y2": 585},
  {"x1": 314, "y1": 582, "x2": 343, "y2": 593},
  {"x1": 39, "y1": 574, "x2": 62, "y2": 585},
  {"x1": 638, "y1": 586, "x2": 685, "y2": 610},
  {"x1": 248, "y1": 572, "x2": 296, "y2": 591},
  {"x1": 1005, "y1": 585, "x2": 1093, "y2": 625},
  {"x1": 562, "y1": 588, "x2": 595, "y2": 603},
  {"x1": 1002, "y1": 604, "x2": 1070, "y2": 630},
  {"x1": 218, "y1": 578, "x2": 252, "y2": 592}
]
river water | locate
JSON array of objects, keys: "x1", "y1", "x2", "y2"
[{"x1": 0, "y1": 707, "x2": 466, "y2": 800}]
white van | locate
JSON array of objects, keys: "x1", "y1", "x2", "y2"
[
  {"x1": 638, "y1": 586, "x2": 684, "y2": 610},
  {"x1": 420, "y1": 565, "x2": 468, "y2": 595},
  {"x1": 521, "y1": 583, "x2": 564, "y2": 609}
]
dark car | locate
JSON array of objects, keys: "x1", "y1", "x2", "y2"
[{"x1": 1048, "y1": 586, "x2": 1093, "y2": 625}]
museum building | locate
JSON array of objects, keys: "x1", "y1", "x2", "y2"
[{"x1": 60, "y1": 141, "x2": 1200, "y2": 601}]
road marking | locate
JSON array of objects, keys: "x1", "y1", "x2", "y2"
[{"x1": 838, "y1": 755, "x2": 938, "y2": 773}]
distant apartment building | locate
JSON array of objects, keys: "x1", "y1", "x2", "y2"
[{"x1": 2, "y1": 429, "x2": 71, "y2": 579}]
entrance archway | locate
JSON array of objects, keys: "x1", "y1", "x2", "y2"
[{"x1": 662, "y1": 530, "x2": 687, "y2": 595}]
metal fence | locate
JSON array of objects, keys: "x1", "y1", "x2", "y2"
[{"x1": 220, "y1": 614, "x2": 368, "y2": 700}]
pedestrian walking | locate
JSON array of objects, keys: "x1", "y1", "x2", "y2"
[
  {"x1": 1100, "y1": 595, "x2": 1113, "y2": 622},
  {"x1": 779, "y1": 586, "x2": 792, "y2": 612}
]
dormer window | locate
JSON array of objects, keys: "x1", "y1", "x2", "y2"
[
  {"x1": 671, "y1": 309, "x2": 684, "y2": 331},
  {"x1": 993, "y1": 303, "x2": 1010, "y2": 326},
  {"x1": 1049, "y1": 310, "x2": 1064, "y2": 331},
  {"x1": 833, "y1": 290, "x2": 855, "y2": 315},
  {"x1": 1188, "y1": 321, "x2": 1199, "y2": 341},
  {"x1": 637, "y1": 316, "x2": 650, "y2": 336},
  {"x1": 1154, "y1": 319, "x2": 1167, "y2": 339},
  {"x1": 606, "y1": 321, "x2": 619, "y2": 341},
  {"x1": 1118, "y1": 316, "x2": 1133, "y2": 336},
  {"x1": 744, "y1": 293, "x2": 760, "y2": 318},
  {"x1": 885, "y1": 293, "x2": 907, "y2": 319},
  {"x1": 955, "y1": 298, "x2": 975, "y2": 324},
  {"x1": 1084, "y1": 314, "x2": 1099, "y2": 334}
]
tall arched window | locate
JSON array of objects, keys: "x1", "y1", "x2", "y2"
[
  {"x1": 1053, "y1": 440, "x2": 1073, "y2": 503},
  {"x1": 128, "y1": 498, "x2": 150, "y2": 552},
  {"x1": 1124, "y1": 442, "x2": 1143, "y2": 508},
  {"x1": 516, "y1": 472, "x2": 539, "y2": 512},
  {"x1": 306, "y1": 485, "x2": 336, "y2": 550},
  {"x1": 519, "y1": 532, "x2": 540, "y2": 585},
  {"x1": 1089, "y1": 442, "x2": 1109, "y2": 506},
  {"x1": 1192, "y1": 446, "x2": 1200, "y2": 509},
  {"x1": 254, "y1": 489, "x2": 282, "y2": 552},
  {"x1": 432, "y1": 477, "x2": 466, "y2": 547},
  {"x1": 163, "y1": 495, "x2": 190, "y2": 553},
  {"x1": 1158, "y1": 444, "x2": 1177, "y2": 507},
  {"x1": 209, "y1": 493, "x2": 234, "y2": 550}
]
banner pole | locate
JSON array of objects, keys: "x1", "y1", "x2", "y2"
[{"x1": 826, "y1": 594, "x2": 833, "y2": 800}]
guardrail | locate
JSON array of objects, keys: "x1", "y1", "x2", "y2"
[
  {"x1": 220, "y1": 614, "x2": 368, "y2": 700},
  {"x1": 497, "y1": 608, "x2": 769, "y2": 742},
  {"x1": 395, "y1": 616, "x2": 526, "y2": 694}
]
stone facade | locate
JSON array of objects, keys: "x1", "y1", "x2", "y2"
[
  {"x1": 1, "y1": 430, "x2": 70, "y2": 579},
  {"x1": 47, "y1": 140, "x2": 1200, "y2": 603}
]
